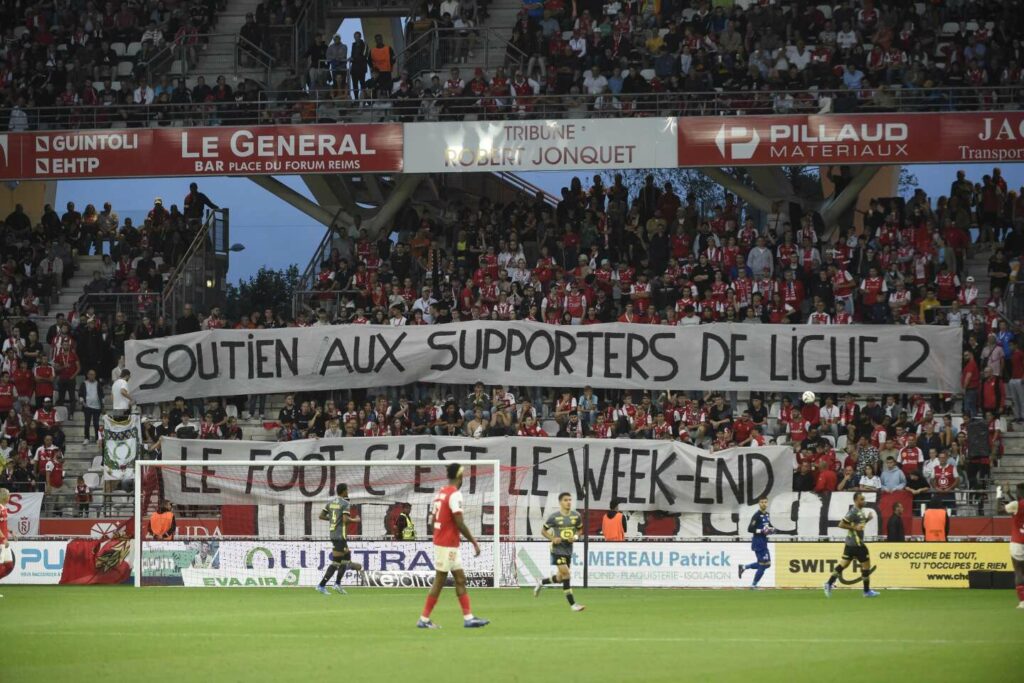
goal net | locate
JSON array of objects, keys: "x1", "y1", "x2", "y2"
[{"x1": 135, "y1": 460, "x2": 527, "y2": 588}]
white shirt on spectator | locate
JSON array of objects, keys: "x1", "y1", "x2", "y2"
[
  {"x1": 133, "y1": 85, "x2": 155, "y2": 104},
  {"x1": 583, "y1": 72, "x2": 608, "y2": 95},
  {"x1": 112, "y1": 377, "x2": 131, "y2": 411}
]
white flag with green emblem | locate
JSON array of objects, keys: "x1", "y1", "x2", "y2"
[{"x1": 102, "y1": 414, "x2": 142, "y2": 481}]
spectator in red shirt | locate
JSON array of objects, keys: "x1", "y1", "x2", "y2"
[
  {"x1": 961, "y1": 351, "x2": 980, "y2": 417},
  {"x1": 814, "y1": 460, "x2": 838, "y2": 493}
]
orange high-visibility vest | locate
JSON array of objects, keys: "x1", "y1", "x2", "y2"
[
  {"x1": 148, "y1": 511, "x2": 175, "y2": 540},
  {"x1": 370, "y1": 46, "x2": 392, "y2": 73},
  {"x1": 923, "y1": 508, "x2": 947, "y2": 542},
  {"x1": 601, "y1": 512, "x2": 625, "y2": 541}
]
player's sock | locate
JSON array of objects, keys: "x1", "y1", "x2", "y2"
[
  {"x1": 541, "y1": 574, "x2": 559, "y2": 585},
  {"x1": 744, "y1": 562, "x2": 760, "y2": 570},
  {"x1": 458, "y1": 593, "x2": 474, "y2": 620},
  {"x1": 335, "y1": 563, "x2": 349, "y2": 585},
  {"x1": 862, "y1": 576, "x2": 871, "y2": 593},
  {"x1": 1016, "y1": 584, "x2": 1024, "y2": 602},
  {"x1": 420, "y1": 595, "x2": 438, "y2": 622},
  {"x1": 319, "y1": 564, "x2": 337, "y2": 587},
  {"x1": 752, "y1": 566, "x2": 767, "y2": 586},
  {"x1": 826, "y1": 571, "x2": 839, "y2": 587},
  {"x1": 562, "y1": 579, "x2": 576, "y2": 606}
]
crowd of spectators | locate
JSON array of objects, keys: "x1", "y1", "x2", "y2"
[
  {"x1": 7, "y1": 1, "x2": 1024, "y2": 128},
  {"x1": 306, "y1": 0, "x2": 1024, "y2": 122},
  {"x1": 0, "y1": 181, "x2": 219, "y2": 498},
  {"x1": 73, "y1": 165, "x2": 1006, "y2": 514},
  {"x1": 0, "y1": 0, "x2": 231, "y2": 129}
]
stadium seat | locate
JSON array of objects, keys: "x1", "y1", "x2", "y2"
[
  {"x1": 822, "y1": 435, "x2": 835, "y2": 448},
  {"x1": 90, "y1": 455, "x2": 102, "y2": 471},
  {"x1": 542, "y1": 419, "x2": 560, "y2": 436},
  {"x1": 126, "y1": 41, "x2": 143, "y2": 58},
  {"x1": 225, "y1": 404, "x2": 239, "y2": 419},
  {"x1": 816, "y1": 4, "x2": 832, "y2": 18},
  {"x1": 776, "y1": 435, "x2": 788, "y2": 446},
  {"x1": 55, "y1": 405, "x2": 69, "y2": 424},
  {"x1": 640, "y1": 69, "x2": 655, "y2": 81},
  {"x1": 940, "y1": 22, "x2": 959, "y2": 36},
  {"x1": 836, "y1": 435, "x2": 848, "y2": 452},
  {"x1": 169, "y1": 60, "x2": 184, "y2": 75},
  {"x1": 83, "y1": 472, "x2": 101, "y2": 490},
  {"x1": 117, "y1": 61, "x2": 134, "y2": 78},
  {"x1": 964, "y1": 21, "x2": 979, "y2": 32},
  {"x1": 111, "y1": 42, "x2": 127, "y2": 57}
]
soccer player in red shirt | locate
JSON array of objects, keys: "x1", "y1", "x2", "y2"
[
  {"x1": 418, "y1": 463, "x2": 489, "y2": 629},
  {"x1": 998, "y1": 483, "x2": 1024, "y2": 608}
]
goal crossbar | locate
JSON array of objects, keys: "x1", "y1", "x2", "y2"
[{"x1": 134, "y1": 459, "x2": 503, "y2": 588}]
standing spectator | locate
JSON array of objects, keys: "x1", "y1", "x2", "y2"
[
  {"x1": 349, "y1": 31, "x2": 369, "y2": 99},
  {"x1": 368, "y1": 34, "x2": 395, "y2": 92},
  {"x1": 326, "y1": 34, "x2": 348, "y2": 89},
  {"x1": 183, "y1": 182, "x2": 220, "y2": 222},
  {"x1": 78, "y1": 369, "x2": 103, "y2": 445},
  {"x1": 961, "y1": 350, "x2": 980, "y2": 418},
  {"x1": 75, "y1": 475, "x2": 92, "y2": 517},
  {"x1": 112, "y1": 369, "x2": 132, "y2": 418},
  {"x1": 886, "y1": 503, "x2": 906, "y2": 541}
]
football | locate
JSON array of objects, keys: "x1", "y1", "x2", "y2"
[{"x1": 801, "y1": 391, "x2": 816, "y2": 404}]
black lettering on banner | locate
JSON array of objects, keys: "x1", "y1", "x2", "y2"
[
  {"x1": 577, "y1": 332, "x2": 601, "y2": 377},
  {"x1": 255, "y1": 339, "x2": 275, "y2": 379},
  {"x1": 222, "y1": 341, "x2": 244, "y2": 379},
  {"x1": 649, "y1": 333, "x2": 679, "y2": 382},
  {"x1": 566, "y1": 447, "x2": 586, "y2": 499},
  {"x1": 267, "y1": 452, "x2": 298, "y2": 491},
  {"x1": 717, "y1": 458, "x2": 743, "y2": 505},
  {"x1": 625, "y1": 333, "x2": 649, "y2": 380},
  {"x1": 459, "y1": 329, "x2": 481, "y2": 370},
  {"x1": 526, "y1": 331, "x2": 555, "y2": 371},
  {"x1": 319, "y1": 338, "x2": 354, "y2": 374},
  {"x1": 276, "y1": 337, "x2": 298, "y2": 377},
  {"x1": 136, "y1": 348, "x2": 164, "y2": 389},
  {"x1": 729, "y1": 334, "x2": 748, "y2": 382},
  {"x1": 164, "y1": 344, "x2": 197, "y2": 382},
  {"x1": 700, "y1": 333, "x2": 729, "y2": 381},
  {"x1": 505, "y1": 329, "x2": 527, "y2": 372},
  {"x1": 769, "y1": 335, "x2": 787, "y2": 381},
  {"x1": 531, "y1": 447, "x2": 550, "y2": 497},
  {"x1": 554, "y1": 331, "x2": 576, "y2": 375},
  {"x1": 363, "y1": 445, "x2": 389, "y2": 495},
  {"x1": 587, "y1": 449, "x2": 612, "y2": 500},
  {"x1": 200, "y1": 448, "x2": 222, "y2": 494},
  {"x1": 693, "y1": 455, "x2": 715, "y2": 504},
  {"x1": 196, "y1": 342, "x2": 219, "y2": 380},
  {"x1": 352, "y1": 336, "x2": 374, "y2": 373},
  {"x1": 649, "y1": 450, "x2": 677, "y2": 505},
  {"x1": 245, "y1": 449, "x2": 273, "y2": 494},
  {"x1": 798, "y1": 334, "x2": 826, "y2": 383},
  {"x1": 746, "y1": 452, "x2": 774, "y2": 503},
  {"x1": 246, "y1": 336, "x2": 255, "y2": 379},
  {"x1": 857, "y1": 336, "x2": 878, "y2": 383},
  {"x1": 603, "y1": 333, "x2": 624, "y2": 379},
  {"x1": 179, "y1": 444, "x2": 199, "y2": 493},
  {"x1": 507, "y1": 447, "x2": 529, "y2": 495},
  {"x1": 374, "y1": 332, "x2": 406, "y2": 372},
  {"x1": 610, "y1": 447, "x2": 630, "y2": 502},
  {"x1": 428, "y1": 330, "x2": 457, "y2": 371},
  {"x1": 628, "y1": 449, "x2": 648, "y2": 504},
  {"x1": 298, "y1": 452, "x2": 329, "y2": 498},
  {"x1": 897, "y1": 335, "x2": 930, "y2": 384},
  {"x1": 483, "y1": 329, "x2": 507, "y2": 370},
  {"x1": 830, "y1": 337, "x2": 855, "y2": 386}
]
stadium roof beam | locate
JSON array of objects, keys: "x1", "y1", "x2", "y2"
[
  {"x1": 246, "y1": 175, "x2": 339, "y2": 227},
  {"x1": 247, "y1": 173, "x2": 425, "y2": 240},
  {"x1": 818, "y1": 165, "x2": 882, "y2": 241},
  {"x1": 701, "y1": 167, "x2": 776, "y2": 213}
]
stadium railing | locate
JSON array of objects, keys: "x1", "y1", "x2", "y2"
[{"x1": 10, "y1": 85, "x2": 1022, "y2": 132}]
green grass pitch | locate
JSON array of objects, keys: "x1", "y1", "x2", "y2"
[{"x1": 3, "y1": 586, "x2": 1021, "y2": 682}]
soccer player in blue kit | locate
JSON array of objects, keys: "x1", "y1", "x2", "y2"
[{"x1": 738, "y1": 497, "x2": 773, "y2": 589}]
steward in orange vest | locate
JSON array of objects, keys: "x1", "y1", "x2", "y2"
[
  {"x1": 147, "y1": 500, "x2": 176, "y2": 540},
  {"x1": 601, "y1": 500, "x2": 626, "y2": 541}
]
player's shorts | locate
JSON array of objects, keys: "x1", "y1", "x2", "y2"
[
  {"x1": 754, "y1": 547, "x2": 771, "y2": 564},
  {"x1": 841, "y1": 544, "x2": 870, "y2": 563},
  {"x1": 434, "y1": 545, "x2": 463, "y2": 573},
  {"x1": 1010, "y1": 542, "x2": 1024, "y2": 562},
  {"x1": 330, "y1": 537, "x2": 349, "y2": 554},
  {"x1": 550, "y1": 554, "x2": 571, "y2": 568}
]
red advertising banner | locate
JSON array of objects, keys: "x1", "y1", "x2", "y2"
[
  {"x1": 677, "y1": 112, "x2": 1024, "y2": 166},
  {"x1": 0, "y1": 123, "x2": 403, "y2": 180}
]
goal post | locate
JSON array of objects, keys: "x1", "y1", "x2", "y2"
[{"x1": 134, "y1": 459, "x2": 515, "y2": 588}]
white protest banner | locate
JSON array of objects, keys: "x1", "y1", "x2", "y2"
[
  {"x1": 125, "y1": 321, "x2": 962, "y2": 403},
  {"x1": 102, "y1": 414, "x2": 142, "y2": 481},
  {"x1": 6, "y1": 492, "x2": 43, "y2": 536},
  {"x1": 155, "y1": 435, "x2": 791, "y2": 514},
  {"x1": 402, "y1": 118, "x2": 679, "y2": 172}
]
